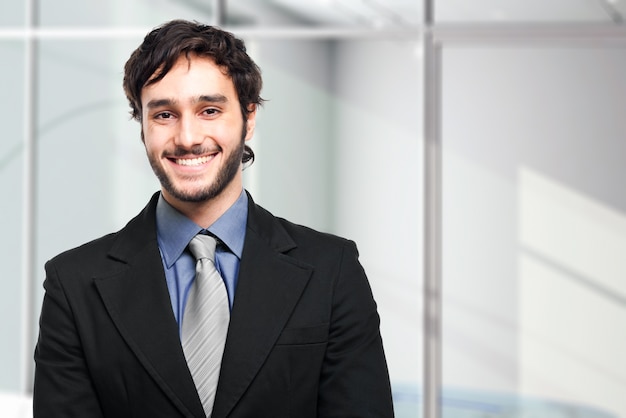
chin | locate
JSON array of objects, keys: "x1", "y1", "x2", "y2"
[{"x1": 165, "y1": 182, "x2": 224, "y2": 203}]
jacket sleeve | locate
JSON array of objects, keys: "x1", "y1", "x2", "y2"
[
  {"x1": 33, "y1": 260, "x2": 104, "y2": 418},
  {"x1": 317, "y1": 241, "x2": 395, "y2": 418}
]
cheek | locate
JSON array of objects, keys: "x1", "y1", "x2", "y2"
[
  {"x1": 142, "y1": 137, "x2": 165, "y2": 159},
  {"x1": 209, "y1": 123, "x2": 241, "y2": 144},
  {"x1": 142, "y1": 125, "x2": 170, "y2": 149}
]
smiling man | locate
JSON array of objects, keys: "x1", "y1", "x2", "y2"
[{"x1": 33, "y1": 20, "x2": 394, "y2": 418}]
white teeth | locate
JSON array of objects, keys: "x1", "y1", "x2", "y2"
[{"x1": 176, "y1": 156, "x2": 212, "y2": 166}]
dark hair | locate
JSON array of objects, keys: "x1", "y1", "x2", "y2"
[{"x1": 123, "y1": 19, "x2": 264, "y2": 164}]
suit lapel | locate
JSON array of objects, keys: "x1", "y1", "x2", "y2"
[
  {"x1": 211, "y1": 199, "x2": 313, "y2": 418},
  {"x1": 93, "y1": 194, "x2": 205, "y2": 418}
]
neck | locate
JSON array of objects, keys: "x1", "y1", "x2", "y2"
[{"x1": 162, "y1": 185, "x2": 243, "y2": 229}]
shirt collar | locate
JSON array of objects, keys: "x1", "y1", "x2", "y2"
[{"x1": 156, "y1": 190, "x2": 248, "y2": 268}]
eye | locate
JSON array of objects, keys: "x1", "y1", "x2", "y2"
[
  {"x1": 155, "y1": 111, "x2": 174, "y2": 119},
  {"x1": 203, "y1": 108, "x2": 220, "y2": 116}
]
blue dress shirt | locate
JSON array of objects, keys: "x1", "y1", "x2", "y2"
[{"x1": 155, "y1": 191, "x2": 248, "y2": 334}]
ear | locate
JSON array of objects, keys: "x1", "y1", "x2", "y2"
[{"x1": 244, "y1": 104, "x2": 257, "y2": 142}]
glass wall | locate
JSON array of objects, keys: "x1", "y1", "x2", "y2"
[
  {"x1": 4, "y1": 1, "x2": 626, "y2": 417},
  {"x1": 38, "y1": 0, "x2": 216, "y2": 28}
]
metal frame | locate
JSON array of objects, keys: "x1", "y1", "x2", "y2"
[
  {"x1": 212, "y1": 0, "x2": 227, "y2": 27},
  {"x1": 20, "y1": 0, "x2": 38, "y2": 394},
  {"x1": 423, "y1": 1, "x2": 442, "y2": 417}
]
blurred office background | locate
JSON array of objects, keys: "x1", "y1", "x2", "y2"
[{"x1": 2, "y1": 0, "x2": 626, "y2": 417}]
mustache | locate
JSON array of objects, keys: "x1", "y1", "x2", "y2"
[{"x1": 163, "y1": 145, "x2": 221, "y2": 158}]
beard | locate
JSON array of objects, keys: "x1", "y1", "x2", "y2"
[{"x1": 147, "y1": 125, "x2": 246, "y2": 203}]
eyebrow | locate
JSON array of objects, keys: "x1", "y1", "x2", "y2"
[
  {"x1": 146, "y1": 94, "x2": 229, "y2": 110},
  {"x1": 197, "y1": 94, "x2": 228, "y2": 104},
  {"x1": 146, "y1": 98, "x2": 175, "y2": 110}
]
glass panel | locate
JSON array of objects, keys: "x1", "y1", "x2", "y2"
[
  {"x1": 436, "y1": 0, "x2": 616, "y2": 23},
  {"x1": 232, "y1": 0, "x2": 422, "y2": 28},
  {"x1": 0, "y1": 0, "x2": 25, "y2": 27},
  {"x1": 441, "y1": 44, "x2": 626, "y2": 417},
  {"x1": 39, "y1": 0, "x2": 213, "y2": 27},
  {"x1": 0, "y1": 41, "x2": 25, "y2": 391}
]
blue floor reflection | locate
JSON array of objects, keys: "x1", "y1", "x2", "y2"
[{"x1": 392, "y1": 384, "x2": 617, "y2": 418}]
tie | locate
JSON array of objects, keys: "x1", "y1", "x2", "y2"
[{"x1": 182, "y1": 234, "x2": 230, "y2": 417}]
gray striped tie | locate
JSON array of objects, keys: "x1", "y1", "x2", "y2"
[{"x1": 182, "y1": 234, "x2": 230, "y2": 417}]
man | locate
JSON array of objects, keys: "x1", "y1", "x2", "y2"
[{"x1": 33, "y1": 20, "x2": 394, "y2": 418}]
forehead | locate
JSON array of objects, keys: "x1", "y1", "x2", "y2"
[{"x1": 141, "y1": 55, "x2": 237, "y2": 103}]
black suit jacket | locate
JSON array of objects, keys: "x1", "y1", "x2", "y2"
[{"x1": 33, "y1": 192, "x2": 394, "y2": 417}]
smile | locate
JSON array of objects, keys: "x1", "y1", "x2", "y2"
[{"x1": 174, "y1": 155, "x2": 214, "y2": 166}]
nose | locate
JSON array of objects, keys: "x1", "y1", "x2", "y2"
[{"x1": 175, "y1": 114, "x2": 203, "y2": 149}]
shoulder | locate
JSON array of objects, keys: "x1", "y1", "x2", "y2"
[
  {"x1": 276, "y1": 216, "x2": 354, "y2": 252},
  {"x1": 279, "y1": 219, "x2": 362, "y2": 277},
  {"x1": 46, "y1": 193, "x2": 160, "y2": 277},
  {"x1": 46, "y1": 232, "x2": 119, "y2": 275},
  {"x1": 248, "y1": 201, "x2": 359, "y2": 266}
]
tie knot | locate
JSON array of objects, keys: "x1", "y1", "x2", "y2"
[{"x1": 188, "y1": 234, "x2": 217, "y2": 261}]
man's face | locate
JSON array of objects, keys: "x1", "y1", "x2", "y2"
[{"x1": 141, "y1": 54, "x2": 256, "y2": 206}]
